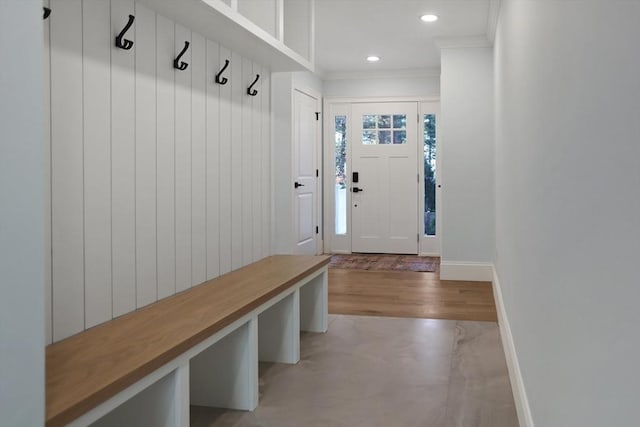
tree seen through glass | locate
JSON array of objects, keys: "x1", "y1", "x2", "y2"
[{"x1": 424, "y1": 114, "x2": 436, "y2": 236}]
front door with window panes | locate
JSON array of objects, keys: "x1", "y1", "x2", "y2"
[{"x1": 350, "y1": 102, "x2": 419, "y2": 254}]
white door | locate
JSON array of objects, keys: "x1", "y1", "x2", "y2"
[
  {"x1": 351, "y1": 102, "x2": 419, "y2": 254},
  {"x1": 293, "y1": 89, "x2": 319, "y2": 254}
]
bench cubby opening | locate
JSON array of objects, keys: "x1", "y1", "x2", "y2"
[
  {"x1": 190, "y1": 319, "x2": 258, "y2": 411},
  {"x1": 88, "y1": 365, "x2": 189, "y2": 427}
]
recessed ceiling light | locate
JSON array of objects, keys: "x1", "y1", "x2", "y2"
[
  {"x1": 420, "y1": 14, "x2": 439, "y2": 23},
  {"x1": 366, "y1": 55, "x2": 380, "y2": 62}
]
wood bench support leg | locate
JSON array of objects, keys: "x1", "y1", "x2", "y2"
[
  {"x1": 189, "y1": 319, "x2": 259, "y2": 411},
  {"x1": 258, "y1": 290, "x2": 300, "y2": 364},
  {"x1": 300, "y1": 268, "x2": 328, "y2": 333},
  {"x1": 89, "y1": 365, "x2": 189, "y2": 427}
]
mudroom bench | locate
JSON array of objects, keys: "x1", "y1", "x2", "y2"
[{"x1": 46, "y1": 255, "x2": 330, "y2": 427}]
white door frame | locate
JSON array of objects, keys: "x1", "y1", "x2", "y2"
[
  {"x1": 419, "y1": 101, "x2": 441, "y2": 256},
  {"x1": 322, "y1": 96, "x2": 440, "y2": 255}
]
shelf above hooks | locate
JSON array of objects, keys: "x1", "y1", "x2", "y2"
[{"x1": 136, "y1": 0, "x2": 313, "y2": 72}]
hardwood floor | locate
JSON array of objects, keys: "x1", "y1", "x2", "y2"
[{"x1": 329, "y1": 269, "x2": 498, "y2": 322}]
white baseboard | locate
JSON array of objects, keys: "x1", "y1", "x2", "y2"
[
  {"x1": 492, "y1": 266, "x2": 535, "y2": 427},
  {"x1": 439, "y1": 261, "x2": 493, "y2": 281}
]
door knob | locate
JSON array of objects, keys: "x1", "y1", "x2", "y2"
[
  {"x1": 352, "y1": 187, "x2": 363, "y2": 193},
  {"x1": 294, "y1": 182, "x2": 305, "y2": 189}
]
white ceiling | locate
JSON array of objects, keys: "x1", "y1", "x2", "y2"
[{"x1": 314, "y1": 0, "x2": 493, "y2": 76}]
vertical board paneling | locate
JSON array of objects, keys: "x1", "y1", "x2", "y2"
[
  {"x1": 135, "y1": 3, "x2": 158, "y2": 308},
  {"x1": 111, "y1": 0, "x2": 137, "y2": 316},
  {"x1": 251, "y1": 63, "x2": 262, "y2": 262},
  {"x1": 174, "y1": 24, "x2": 192, "y2": 293},
  {"x1": 261, "y1": 71, "x2": 271, "y2": 257},
  {"x1": 218, "y1": 47, "x2": 233, "y2": 274},
  {"x1": 50, "y1": 0, "x2": 84, "y2": 341},
  {"x1": 205, "y1": 40, "x2": 221, "y2": 280},
  {"x1": 230, "y1": 51, "x2": 243, "y2": 270},
  {"x1": 47, "y1": 5, "x2": 274, "y2": 341},
  {"x1": 241, "y1": 58, "x2": 254, "y2": 266},
  {"x1": 156, "y1": 14, "x2": 176, "y2": 299},
  {"x1": 191, "y1": 32, "x2": 207, "y2": 286},
  {"x1": 43, "y1": 0, "x2": 53, "y2": 344},
  {"x1": 83, "y1": 0, "x2": 112, "y2": 328}
]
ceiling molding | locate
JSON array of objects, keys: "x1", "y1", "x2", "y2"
[
  {"x1": 323, "y1": 67, "x2": 441, "y2": 81},
  {"x1": 486, "y1": 0, "x2": 502, "y2": 44},
  {"x1": 434, "y1": 36, "x2": 492, "y2": 50}
]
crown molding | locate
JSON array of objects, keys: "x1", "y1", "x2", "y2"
[
  {"x1": 486, "y1": 0, "x2": 502, "y2": 44},
  {"x1": 434, "y1": 36, "x2": 492, "y2": 50},
  {"x1": 323, "y1": 67, "x2": 441, "y2": 81}
]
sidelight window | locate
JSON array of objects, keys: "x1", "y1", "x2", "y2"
[
  {"x1": 334, "y1": 115, "x2": 347, "y2": 235},
  {"x1": 423, "y1": 114, "x2": 436, "y2": 236}
]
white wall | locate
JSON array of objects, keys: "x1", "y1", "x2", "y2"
[
  {"x1": 439, "y1": 47, "x2": 494, "y2": 279},
  {"x1": 323, "y1": 73, "x2": 439, "y2": 98},
  {"x1": 45, "y1": 0, "x2": 272, "y2": 343},
  {"x1": 0, "y1": 1, "x2": 45, "y2": 425},
  {"x1": 494, "y1": 1, "x2": 640, "y2": 426}
]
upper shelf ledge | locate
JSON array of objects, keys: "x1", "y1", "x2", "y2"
[{"x1": 138, "y1": 0, "x2": 314, "y2": 72}]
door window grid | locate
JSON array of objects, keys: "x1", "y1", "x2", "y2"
[{"x1": 362, "y1": 114, "x2": 407, "y2": 145}]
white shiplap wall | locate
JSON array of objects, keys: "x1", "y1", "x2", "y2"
[{"x1": 45, "y1": 0, "x2": 271, "y2": 343}]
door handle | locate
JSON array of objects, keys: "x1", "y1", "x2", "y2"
[
  {"x1": 294, "y1": 182, "x2": 305, "y2": 189},
  {"x1": 352, "y1": 187, "x2": 364, "y2": 193}
]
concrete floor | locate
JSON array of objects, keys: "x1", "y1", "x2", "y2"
[{"x1": 191, "y1": 315, "x2": 518, "y2": 427}]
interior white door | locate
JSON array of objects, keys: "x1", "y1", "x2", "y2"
[
  {"x1": 293, "y1": 89, "x2": 319, "y2": 254},
  {"x1": 351, "y1": 102, "x2": 419, "y2": 254}
]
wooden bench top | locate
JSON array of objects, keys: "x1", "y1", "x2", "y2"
[{"x1": 46, "y1": 255, "x2": 330, "y2": 427}]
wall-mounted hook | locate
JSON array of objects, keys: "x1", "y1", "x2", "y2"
[
  {"x1": 43, "y1": 7, "x2": 51, "y2": 20},
  {"x1": 215, "y1": 59, "x2": 230, "y2": 85},
  {"x1": 115, "y1": 15, "x2": 135, "y2": 50},
  {"x1": 247, "y1": 74, "x2": 260, "y2": 96},
  {"x1": 174, "y1": 41, "x2": 190, "y2": 70}
]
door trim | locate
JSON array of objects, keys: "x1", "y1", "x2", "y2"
[
  {"x1": 323, "y1": 97, "x2": 441, "y2": 255},
  {"x1": 419, "y1": 101, "x2": 441, "y2": 256}
]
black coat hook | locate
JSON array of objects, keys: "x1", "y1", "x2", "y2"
[
  {"x1": 115, "y1": 15, "x2": 135, "y2": 50},
  {"x1": 43, "y1": 7, "x2": 51, "y2": 20},
  {"x1": 247, "y1": 74, "x2": 260, "y2": 96},
  {"x1": 174, "y1": 41, "x2": 190, "y2": 70},
  {"x1": 215, "y1": 59, "x2": 230, "y2": 85}
]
